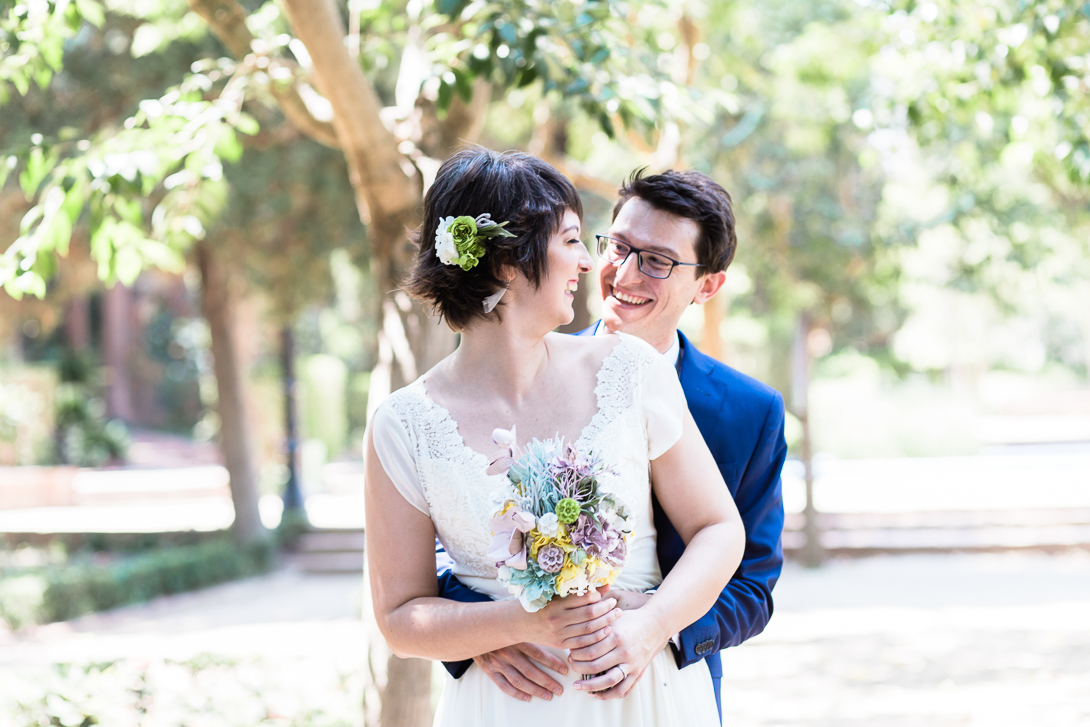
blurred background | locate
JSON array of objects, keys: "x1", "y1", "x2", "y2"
[{"x1": 1, "y1": 0, "x2": 1088, "y2": 725}]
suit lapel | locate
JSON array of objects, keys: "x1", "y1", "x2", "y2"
[{"x1": 677, "y1": 331, "x2": 728, "y2": 440}]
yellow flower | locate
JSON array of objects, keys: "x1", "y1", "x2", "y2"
[
  {"x1": 530, "y1": 532, "x2": 550, "y2": 559},
  {"x1": 554, "y1": 559, "x2": 582, "y2": 593}
]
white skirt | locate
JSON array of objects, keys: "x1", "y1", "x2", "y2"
[{"x1": 433, "y1": 645, "x2": 719, "y2": 726}]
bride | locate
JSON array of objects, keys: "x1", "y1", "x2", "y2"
[{"x1": 364, "y1": 148, "x2": 745, "y2": 725}]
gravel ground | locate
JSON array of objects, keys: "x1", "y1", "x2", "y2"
[
  {"x1": 2, "y1": 552, "x2": 1088, "y2": 725},
  {"x1": 721, "y1": 552, "x2": 1090, "y2": 726}
]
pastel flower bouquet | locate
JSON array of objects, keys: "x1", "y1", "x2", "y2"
[{"x1": 486, "y1": 427, "x2": 633, "y2": 613}]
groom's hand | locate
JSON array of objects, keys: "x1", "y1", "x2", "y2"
[
  {"x1": 610, "y1": 589, "x2": 652, "y2": 611},
  {"x1": 474, "y1": 644, "x2": 568, "y2": 702}
]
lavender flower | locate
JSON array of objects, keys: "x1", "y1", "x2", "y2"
[{"x1": 570, "y1": 513, "x2": 627, "y2": 567}]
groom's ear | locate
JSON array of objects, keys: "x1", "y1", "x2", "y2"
[{"x1": 692, "y1": 271, "x2": 727, "y2": 305}]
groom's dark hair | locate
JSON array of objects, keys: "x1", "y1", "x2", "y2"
[
  {"x1": 613, "y1": 169, "x2": 737, "y2": 274},
  {"x1": 406, "y1": 147, "x2": 583, "y2": 331}
]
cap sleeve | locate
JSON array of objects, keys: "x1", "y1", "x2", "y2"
[
  {"x1": 370, "y1": 402, "x2": 430, "y2": 516},
  {"x1": 642, "y1": 352, "x2": 687, "y2": 460}
]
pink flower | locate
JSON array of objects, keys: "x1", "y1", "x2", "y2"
[
  {"x1": 487, "y1": 505, "x2": 536, "y2": 570},
  {"x1": 487, "y1": 426, "x2": 521, "y2": 476}
]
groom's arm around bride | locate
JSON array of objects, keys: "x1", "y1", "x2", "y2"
[{"x1": 436, "y1": 168, "x2": 787, "y2": 716}]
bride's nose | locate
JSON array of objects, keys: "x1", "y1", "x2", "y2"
[{"x1": 577, "y1": 242, "x2": 593, "y2": 273}]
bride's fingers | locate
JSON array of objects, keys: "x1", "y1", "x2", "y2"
[
  {"x1": 562, "y1": 606, "x2": 621, "y2": 639},
  {"x1": 573, "y1": 664, "x2": 627, "y2": 693},
  {"x1": 561, "y1": 622, "x2": 617, "y2": 651},
  {"x1": 562, "y1": 598, "x2": 617, "y2": 628},
  {"x1": 590, "y1": 674, "x2": 635, "y2": 701},
  {"x1": 566, "y1": 629, "x2": 617, "y2": 663}
]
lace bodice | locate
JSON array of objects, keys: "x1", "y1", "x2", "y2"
[{"x1": 371, "y1": 332, "x2": 686, "y2": 595}]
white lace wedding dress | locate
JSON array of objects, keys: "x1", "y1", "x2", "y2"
[{"x1": 371, "y1": 333, "x2": 720, "y2": 726}]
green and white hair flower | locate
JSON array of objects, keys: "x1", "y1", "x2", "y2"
[{"x1": 434, "y1": 213, "x2": 515, "y2": 272}]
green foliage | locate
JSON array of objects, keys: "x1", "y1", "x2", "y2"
[
  {"x1": 301, "y1": 353, "x2": 347, "y2": 457},
  {"x1": 1, "y1": 654, "x2": 366, "y2": 727},
  {"x1": 2, "y1": 77, "x2": 254, "y2": 299},
  {"x1": 428, "y1": 0, "x2": 719, "y2": 134},
  {"x1": 0, "y1": 537, "x2": 273, "y2": 629},
  {"x1": 0, "y1": 0, "x2": 104, "y2": 104}
]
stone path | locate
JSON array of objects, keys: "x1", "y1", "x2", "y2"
[{"x1": 2, "y1": 553, "x2": 1088, "y2": 725}]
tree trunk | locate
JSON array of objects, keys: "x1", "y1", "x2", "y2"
[
  {"x1": 197, "y1": 242, "x2": 267, "y2": 545},
  {"x1": 102, "y1": 283, "x2": 134, "y2": 421},
  {"x1": 280, "y1": 325, "x2": 305, "y2": 517},
  {"x1": 379, "y1": 657, "x2": 434, "y2": 727},
  {"x1": 64, "y1": 295, "x2": 91, "y2": 351},
  {"x1": 792, "y1": 311, "x2": 824, "y2": 567}
]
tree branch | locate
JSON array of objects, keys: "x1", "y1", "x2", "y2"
[
  {"x1": 188, "y1": 0, "x2": 341, "y2": 149},
  {"x1": 278, "y1": 0, "x2": 420, "y2": 227}
]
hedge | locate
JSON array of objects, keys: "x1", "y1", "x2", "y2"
[{"x1": 0, "y1": 538, "x2": 273, "y2": 630}]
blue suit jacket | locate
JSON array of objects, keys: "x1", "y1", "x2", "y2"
[{"x1": 435, "y1": 328, "x2": 787, "y2": 714}]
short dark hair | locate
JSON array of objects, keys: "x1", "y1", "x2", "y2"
[
  {"x1": 613, "y1": 169, "x2": 737, "y2": 274},
  {"x1": 405, "y1": 148, "x2": 583, "y2": 331}
]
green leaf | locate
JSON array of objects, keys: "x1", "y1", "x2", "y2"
[
  {"x1": 75, "y1": 0, "x2": 106, "y2": 28},
  {"x1": 517, "y1": 65, "x2": 539, "y2": 88},
  {"x1": 39, "y1": 37, "x2": 64, "y2": 71},
  {"x1": 33, "y1": 67, "x2": 54, "y2": 91},
  {"x1": 468, "y1": 53, "x2": 492, "y2": 77},
  {"x1": 597, "y1": 112, "x2": 615, "y2": 138},
  {"x1": 437, "y1": 0, "x2": 468, "y2": 18},
  {"x1": 19, "y1": 148, "x2": 58, "y2": 198},
  {"x1": 14, "y1": 271, "x2": 47, "y2": 299},
  {"x1": 139, "y1": 240, "x2": 185, "y2": 272},
  {"x1": 61, "y1": 176, "x2": 87, "y2": 225},
  {"x1": 19, "y1": 206, "x2": 44, "y2": 236},
  {"x1": 437, "y1": 79, "x2": 453, "y2": 114},
  {"x1": 90, "y1": 217, "x2": 117, "y2": 279},
  {"x1": 30, "y1": 249, "x2": 57, "y2": 280},
  {"x1": 234, "y1": 113, "x2": 260, "y2": 136},
  {"x1": 13, "y1": 74, "x2": 30, "y2": 97},
  {"x1": 453, "y1": 69, "x2": 473, "y2": 104},
  {"x1": 116, "y1": 249, "x2": 143, "y2": 285},
  {"x1": 213, "y1": 130, "x2": 243, "y2": 163},
  {"x1": 113, "y1": 197, "x2": 143, "y2": 227},
  {"x1": 0, "y1": 157, "x2": 16, "y2": 191},
  {"x1": 3, "y1": 282, "x2": 25, "y2": 301},
  {"x1": 43, "y1": 210, "x2": 74, "y2": 258}
]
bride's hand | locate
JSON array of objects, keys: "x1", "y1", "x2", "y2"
[
  {"x1": 567, "y1": 607, "x2": 670, "y2": 699},
  {"x1": 523, "y1": 588, "x2": 622, "y2": 651}
]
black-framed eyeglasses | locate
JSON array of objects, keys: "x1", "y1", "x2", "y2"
[{"x1": 595, "y1": 235, "x2": 703, "y2": 280}]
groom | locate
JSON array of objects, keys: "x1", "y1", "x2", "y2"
[{"x1": 436, "y1": 169, "x2": 787, "y2": 719}]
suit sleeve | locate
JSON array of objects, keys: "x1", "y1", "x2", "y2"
[
  {"x1": 435, "y1": 541, "x2": 493, "y2": 678},
  {"x1": 673, "y1": 391, "x2": 787, "y2": 668}
]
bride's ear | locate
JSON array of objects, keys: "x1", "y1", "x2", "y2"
[{"x1": 496, "y1": 264, "x2": 518, "y2": 289}]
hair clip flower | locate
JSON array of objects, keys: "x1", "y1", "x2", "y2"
[{"x1": 434, "y1": 213, "x2": 515, "y2": 271}]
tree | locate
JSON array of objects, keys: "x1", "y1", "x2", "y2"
[
  {"x1": 3, "y1": 0, "x2": 720, "y2": 721},
  {"x1": 874, "y1": 0, "x2": 1090, "y2": 379}
]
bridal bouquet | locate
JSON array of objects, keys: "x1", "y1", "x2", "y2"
[{"x1": 486, "y1": 427, "x2": 633, "y2": 612}]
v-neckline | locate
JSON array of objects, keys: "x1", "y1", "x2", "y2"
[{"x1": 413, "y1": 334, "x2": 630, "y2": 465}]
